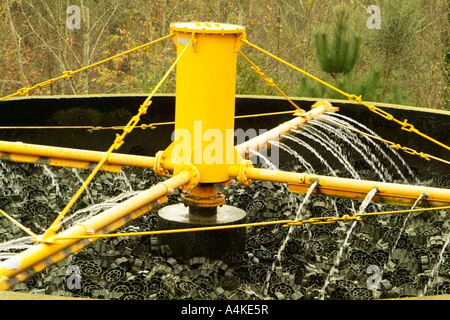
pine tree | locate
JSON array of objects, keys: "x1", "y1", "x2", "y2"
[{"x1": 313, "y1": 6, "x2": 361, "y2": 79}]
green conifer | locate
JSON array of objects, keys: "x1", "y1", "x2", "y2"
[{"x1": 313, "y1": 6, "x2": 361, "y2": 79}]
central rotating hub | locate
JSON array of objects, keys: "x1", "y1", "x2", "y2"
[
  {"x1": 158, "y1": 184, "x2": 247, "y2": 261},
  {"x1": 156, "y1": 22, "x2": 248, "y2": 260},
  {"x1": 182, "y1": 184, "x2": 225, "y2": 217}
]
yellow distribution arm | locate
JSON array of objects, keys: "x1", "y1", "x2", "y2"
[
  {"x1": 235, "y1": 100, "x2": 338, "y2": 158},
  {"x1": 0, "y1": 140, "x2": 156, "y2": 172},
  {"x1": 228, "y1": 166, "x2": 450, "y2": 208},
  {"x1": 0, "y1": 170, "x2": 193, "y2": 290}
]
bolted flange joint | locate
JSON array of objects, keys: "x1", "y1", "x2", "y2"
[
  {"x1": 153, "y1": 150, "x2": 169, "y2": 176},
  {"x1": 182, "y1": 183, "x2": 226, "y2": 209},
  {"x1": 173, "y1": 163, "x2": 200, "y2": 191},
  {"x1": 236, "y1": 159, "x2": 253, "y2": 186}
]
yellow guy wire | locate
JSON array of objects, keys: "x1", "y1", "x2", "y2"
[
  {"x1": 240, "y1": 38, "x2": 450, "y2": 152},
  {"x1": 0, "y1": 208, "x2": 37, "y2": 239},
  {"x1": 238, "y1": 50, "x2": 305, "y2": 113},
  {"x1": 53, "y1": 205, "x2": 450, "y2": 241},
  {"x1": 0, "y1": 33, "x2": 175, "y2": 102},
  {"x1": 0, "y1": 110, "x2": 298, "y2": 131},
  {"x1": 41, "y1": 34, "x2": 194, "y2": 242},
  {"x1": 356, "y1": 205, "x2": 450, "y2": 217},
  {"x1": 318, "y1": 115, "x2": 450, "y2": 166},
  {"x1": 235, "y1": 110, "x2": 297, "y2": 119}
]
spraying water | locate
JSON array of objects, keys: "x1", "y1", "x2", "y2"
[
  {"x1": 310, "y1": 120, "x2": 387, "y2": 182},
  {"x1": 319, "y1": 187, "x2": 379, "y2": 299},
  {"x1": 379, "y1": 192, "x2": 427, "y2": 285},
  {"x1": 390, "y1": 193, "x2": 426, "y2": 252},
  {"x1": 71, "y1": 168, "x2": 95, "y2": 205},
  {"x1": 42, "y1": 165, "x2": 62, "y2": 198},
  {"x1": 323, "y1": 113, "x2": 416, "y2": 183},
  {"x1": 60, "y1": 189, "x2": 140, "y2": 230},
  {"x1": 118, "y1": 170, "x2": 133, "y2": 191},
  {"x1": 248, "y1": 148, "x2": 278, "y2": 171},
  {"x1": 0, "y1": 236, "x2": 34, "y2": 262},
  {"x1": 282, "y1": 133, "x2": 337, "y2": 176},
  {"x1": 422, "y1": 218, "x2": 450, "y2": 296},
  {"x1": 292, "y1": 128, "x2": 360, "y2": 179},
  {"x1": 263, "y1": 180, "x2": 319, "y2": 297},
  {"x1": 268, "y1": 140, "x2": 315, "y2": 173}
]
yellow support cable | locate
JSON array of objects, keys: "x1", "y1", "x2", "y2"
[
  {"x1": 356, "y1": 206, "x2": 450, "y2": 217},
  {"x1": 0, "y1": 33, "x2": 175, "y2": 102},
  {"x1": 317, "y1": 115, "x2": 450, "y2": 166},
  {"x1": 238, "y1": 50, "x2": 304, "y2": 113},
  {"x1": 240, "y1": 38, "x2": 450, "y2": 152},
  {"x1": 40, "y1": 34, "x2": 195, "y2": 242},
  {"x1": 235, "y1": 110, "x2": 297, "y2": 119},
  {"x1": 52, "y1": 205, "x2": 450, "y2": 240},
  {"x1": 0, "y1": 109, "x2": 447, "y2": 167},
  {"x1": 0, "y1": 110, "x2": 298, "y2": 131},
  {"x1": 0, "y1": 208, "x2": 37, "y2": 239}
]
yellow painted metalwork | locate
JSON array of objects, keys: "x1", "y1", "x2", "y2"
[
  {"x1": 166, "y1": 22, "x2": 246, "y2": 183},
  {"x1": 240, "y1": 38, "x2": 450, "y2": 153},
  {"x1": 0, "y1": 171, "x2": 192, "y2": 289},
  {"x1": 229, "y1": 165, "x2": 305, "y2": 186},
  {"x1": 173, "y1": 162, "x2": 200, "y2": 190},
  {"x1": 228, "y1": 166, "x2": 450, "y2": 207},
  {"x1": 235, "y1": 100, "x2": 338, "y2": 159},
  {"x1": 235, "y1": 159, "x2": 254, "y2": 186},
  {"x1": 0, "y1": 140, "x2": 155, "y2": 171},
  {"x1": 0, "y1": 151, "x2": 121, "y2": 172},
  {"x1": 0, "y1": 21, "x2": 449, "y2": 293}
]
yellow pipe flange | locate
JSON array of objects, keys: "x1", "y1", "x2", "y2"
[
  {"x1": 236, "y1": 159, "x2": 253, "y2": 186},
  {"x1": 173, "y1": 163, "x2": 200, "y2": 191},
  {"x1": 153, "y1": 150, "x2": 169, "y2": 176}
]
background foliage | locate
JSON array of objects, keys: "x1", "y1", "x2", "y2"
[{"x1": 0, "y1": 0, "x2": 448, "y2": 109}]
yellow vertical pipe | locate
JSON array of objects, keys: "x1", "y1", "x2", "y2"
[{"x1": 169, "y1": 22, "x2": 246, "y2": 183}]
